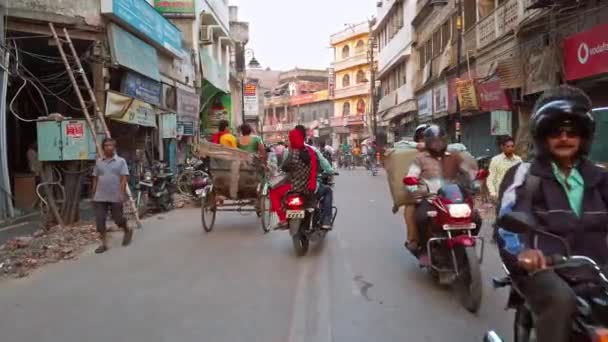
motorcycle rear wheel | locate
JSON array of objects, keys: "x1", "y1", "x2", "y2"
[
  {"x1": 455, "y1": 246, "x2": 483, "y2": 313},
  {"x1": 292, "y1": 234, "x2": 309, "y2": 256}
]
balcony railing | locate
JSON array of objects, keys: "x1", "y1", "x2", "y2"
[
  {"x1": 330, "y1": 22, "x2": 369, "y2": 45},
  {"x1": 332, "y1": 52, "x2": 368, "y2": 71},
  {"x1": 476, "y1": 0, "x2": 529, "y2": 50},
  {"x1": 334, "y1": 83, "x2": 369, "y2": 99}
]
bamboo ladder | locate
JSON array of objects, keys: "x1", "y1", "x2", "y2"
[{"x1": 49, "y1": 23, "x2": 143, "y2": 228}]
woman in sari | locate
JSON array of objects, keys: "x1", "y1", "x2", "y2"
[{"x1": 269, "y1": 129, "x2": 318, "y2": 229}]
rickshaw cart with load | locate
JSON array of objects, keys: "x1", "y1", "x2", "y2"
[{"x1": 193, "y1": 142, "x2": 272, "y2": 233}]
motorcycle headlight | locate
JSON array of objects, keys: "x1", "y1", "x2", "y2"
[
  {"x1": 447, "y1": 204, "x2": 471, "y2": 218},
  {"x1": 144, "y1": 171, "x2": 152, "y2": 182}
]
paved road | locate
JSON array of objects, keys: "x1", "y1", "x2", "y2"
[{"x1": 0, "y1": 170, "x2": 512, "y2": 342}]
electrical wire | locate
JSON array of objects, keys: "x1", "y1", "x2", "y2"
[{"x1": 8, "y1": 79, "x2": 39, "y2": 122}]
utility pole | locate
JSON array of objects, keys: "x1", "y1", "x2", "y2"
[
  {"x1": 0, "y1": 3, "x2": 14, "y2": 219},
  {"x1": 455, "y1": 0, "x2": 463, "y2": 143},
  {"x1": 368, "y1": 19, "x2": 378, "y2": 143}
]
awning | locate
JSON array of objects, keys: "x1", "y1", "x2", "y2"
[
  {"x1": 380, "y1": 99, "x2": 417, "y2": 122},
  {"x1": 199, "y1": 48, "x2": 229, "y2": 93},
  {"x1": 107, "y1": 23, "x2": 160, "y2": 81},
  {"x1": 105, "y1": 91, "x2": 157, "y2": 128}
]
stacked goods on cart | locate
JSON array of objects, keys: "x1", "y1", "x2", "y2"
[{"x1": 194, "y1": 142, "x2": 264, "y2": 200}]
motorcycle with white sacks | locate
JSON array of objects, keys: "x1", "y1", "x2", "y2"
[
  {"x1": 283, "y1": 172, "x2": 338, "y2": 256},
  {"x1": 403, "y1": 168, "x2": 488, "y2": 313},
  {"x1": 484, "y1": 212, "x2": 608, "y2": 342}
]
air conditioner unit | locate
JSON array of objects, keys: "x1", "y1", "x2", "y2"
[{"x1": 200, "y1": 26, "x2": 213, "y2": 45}]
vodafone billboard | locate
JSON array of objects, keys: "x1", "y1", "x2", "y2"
[{"x1": 563, "y1": 23, "x2": 608, "y2": 81}]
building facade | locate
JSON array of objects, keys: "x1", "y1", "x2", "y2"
[
  {"x1": 373, "y1": 0, "x2": 418, "y2": 143},
  {"x1": 330, "y1": 22, "x2": 373, "y2": 146}
]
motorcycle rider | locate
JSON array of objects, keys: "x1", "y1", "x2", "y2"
[
  {"x1": 404, "y1": 125, "x2": 479, "y2": 259},
  {"x1": 496, "y1": 85, "x2": 608, "y2": 342},
  {"x1": 293, "y1": 125, "x2": 335, "y2": 229}
]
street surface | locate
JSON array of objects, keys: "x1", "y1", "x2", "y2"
[{"x1": 0, "y1": 170, "x2": 512, "y2": 342}]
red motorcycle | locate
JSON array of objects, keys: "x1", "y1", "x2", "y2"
[{"x1": 403, "y1": 170, "x2": 487, "y2": 313}]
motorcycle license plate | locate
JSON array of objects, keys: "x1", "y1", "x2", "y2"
[
  {"x1": 286, "y1": 210, "x2": 305, "y2": 219},
  {"x1": 443, "y1": 223, "x2": 476, "y2": 230}
]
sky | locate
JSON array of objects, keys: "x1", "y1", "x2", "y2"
[{"x1": 229, "y1": 0, "x2": 376, "y2": 71}]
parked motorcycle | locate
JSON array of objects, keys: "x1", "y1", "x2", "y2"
[
  {"x1": 403, "y1": 170, "x2": 488, "y2": 313},
  {"x1": 484, "y1": 212, "x2": 608, "y2": 342},
  {"x1": 284, "y1": 173, "x2": 338, "y2": 256},
  {"x1": 136, "y1": 162, "x2": 175, "y2": 214}
]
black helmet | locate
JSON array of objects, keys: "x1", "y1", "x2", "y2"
[
  {"x1": 414, "y1": 124, "x2": 430, "y2": 143},
  {"x1": 423, "y1": 124, "x2": 447, "y2": 154},
  {"x1": 530, "y1": 86, "x2": 595, "y2": 156}
]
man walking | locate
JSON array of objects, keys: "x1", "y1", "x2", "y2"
[
  {"x1": 92, "y1": 138, "x2": 133, "y2": 254},
  {"x1": 487, "y1": 136, "x2": 521, "y2": 203}
]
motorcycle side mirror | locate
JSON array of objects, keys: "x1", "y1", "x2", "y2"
[{"x1": 496, "y1": 212, "x2": 536, "y2": 234}]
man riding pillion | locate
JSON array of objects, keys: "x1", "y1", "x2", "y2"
[
  {"x1": 404, "y1": 125, "x2": 480, "y2": 260},
  {"x1": 495, "y1": 86, "x2": 608, "y2": 342}
]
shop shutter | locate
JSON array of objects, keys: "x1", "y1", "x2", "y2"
[
  {"x1": 461, "y1": 114, "x2": 499, "y2": 157},
  {"x1": 590, "y1": 109, "x2": 608, "y2": 163}
]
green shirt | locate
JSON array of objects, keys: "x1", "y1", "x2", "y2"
[
  {"x1": 551, "y1": 162, "x2": 584, "y2": 218},
  {"x1": 237, "y1": 135, "x2": 263, "y2": 153}
]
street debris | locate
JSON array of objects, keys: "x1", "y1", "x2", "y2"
[{"x1": 0, "y1": 224, "x2": 99, "y2": 280}]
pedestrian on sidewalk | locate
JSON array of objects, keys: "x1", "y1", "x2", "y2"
[
  {"x1": 92, "y1": 138, "x2": 133, "y2": 254},
  {"x1": 487, "y1": 136, "x2": 522, "y2": 204}
]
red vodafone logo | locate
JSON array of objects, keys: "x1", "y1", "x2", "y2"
[{"x1": 578, "y1": 43, "x2": 590, "y2": 64}]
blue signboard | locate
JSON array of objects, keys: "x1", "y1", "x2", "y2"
[
  {"x1": 108, "y1": 23, "x2": 160, "y2": 81},
  {"x1": 122, "y1": 72, "x2": 161, "y2": 106},
  {"x1": 102, "y1": 0, "x2": 183, "y2": 57}
]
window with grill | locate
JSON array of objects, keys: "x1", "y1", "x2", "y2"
[
  {"x1": 342, "y1": 74, "x2": 350, "y2": 87},
  {"x1": 425, "y1": 41, "x2": 432, "y2": 65},
  {"x1": 433, "y1": 30, "x2": 441, "y2": 58},
  {"x1": 463, "y1": 0, "x2": 477, "y2": 31},
  {"x1": 343, "y1": 102, "x2": 351, "y2": 116},
  {"x1": 356, "y1": 70, "x2": 366, "y2": 83},
  {"x1": 441, "y1": 21, "x2": 450, "y2": 49},
  {"x1": 342, "y1": 45, "x2": 350, "y2": 59},
  {"x1": 355, "y1": 40, "x2": 366, "y2": 54},
  {"x1": 419, "y1": 46, "x2": 425, "y2": 70}
]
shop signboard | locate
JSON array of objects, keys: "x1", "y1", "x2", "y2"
[
  {"x1": 417, "y1": 90, "x2": 432, "y2": 120},
  {"x1": 491, "y1": 111, "x2": 512, "y2": 136},
  {"x1": 455, "y1": 79, "x2": 479, "y2": 112},
  {"x1": 243, "y1": 81, "x2": 259, "y2": 118},
  {"x1": 154, "y1": 0, "x2": 195, "y2": 15},
  {"x1": 107, "y1": 24, "x2": 160, "y2": 81},
  {"x1": 105, "y1": 91, "x2": 157, "y2": 127},
  {"x1": 432, "y1": 83, "x2": 448, "y2": 114},
  {"x1": 160, "y1": 113, "x2": 178, "y2": 139},
  {"x1": 101, "y1": 0, "x2": 183, "y2": 57},
  {"x1": 122, "y1": 72, "x2": 161, "y2": 106},
  {"x1": 176, "y1": 88, "x2": 200, "y2": 119},
  {"x1": 564, "y1": 23, "x2": 608, "y2": 81},
  {"x1": 477, "y1": 77, "x2": 510, "y2": 112}
]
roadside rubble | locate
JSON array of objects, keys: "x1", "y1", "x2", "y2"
[{"x1": 0, "y1": 223, "x2": 100, "y2": 279}]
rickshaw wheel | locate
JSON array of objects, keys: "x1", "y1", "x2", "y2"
[{"x1": 201, "y1": 189, "x2": 217, "y2": 233}]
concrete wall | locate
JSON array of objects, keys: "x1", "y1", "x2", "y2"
[{"x1": 8, "y1": 0, "x2": 103, "y2": 26}]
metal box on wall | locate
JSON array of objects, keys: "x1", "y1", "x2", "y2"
[{"x1": 37, "y1": 120, "x2": 97, "y2": 161}]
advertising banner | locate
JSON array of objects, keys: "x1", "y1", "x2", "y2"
[
  {"x1": 244, "y1": 81, "x2": 259, "y2": 118},
  {"x1": 417, "y1": 90, "x2": 432, "y2": 120},
  {"x1": 154, "y1": 0, "x2": 195, "y2": 15},
  {"x1": 455, "y1": 79, "x2": 479, "y2": 112},
  {"x1": 176, "y1": 88, "x2": 200, "y2": 119},
  {"x1": 491, "y1": 111, "x2": 512, "y2": 136},
  {"x1": 105, "y1": 91, "x2": 157, "y2": 127},
  {"x1": 122, "y1": 71, "x2": 161, "y2": 106},
  {"x1": 477, "y1": 77, "x2": 510, "y2": 112},
  {"x1": 563, "y1": 23, "x2": 608, "y2": 81},
  {"x1": 433, "y1": 83, "x2": 448, "y2": 114}
]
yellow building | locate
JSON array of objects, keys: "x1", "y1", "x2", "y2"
[{"x1": 330, "y1": 22, "x2": 373, "y2": 145}]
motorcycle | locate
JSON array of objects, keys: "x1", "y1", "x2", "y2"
[
  {"x1": 136, "y1": 162, "x2": 175, "y2": 214},
  {"x1": 283, "y1": 173, "x2": 338, "y2": 256},
  {"x1": 484, "y1": 212, "x2": 608, "y2": 342},
  {"x1": 403, "y1": 170, "x2": 488, "y2": 313}
]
